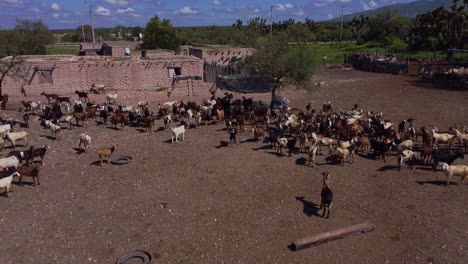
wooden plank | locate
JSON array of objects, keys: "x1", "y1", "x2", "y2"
[{"x1": 292, "y1": 222, "x2": 376, "y2": 251}]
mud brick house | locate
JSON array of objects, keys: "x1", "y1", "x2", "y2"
[
  {"x1": 188, "y1": 44, "x2": 254, "y2": 65},
  {"x1": 1, "y1": 52, "x2": 208, "y2": 97}
]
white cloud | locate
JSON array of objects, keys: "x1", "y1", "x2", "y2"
[
  {"x1": 319, "y1": 0, "x2": 352, "y2": 3},
  {"x1": 52, "y1": 13, "x2": 60, "y2": 18},
  {"x1": 3, "y1": 0, "x2": 24, "y2": 7},
  {"x1": 105, "y1": 0, "x2": 128, "y2": 6},
  {"x1": 51, "y1": 3, "x2": 60, "y2": 11},
  {"x1": 276, "y1": 3, "x2": 294, "y2": 11},
  {"x1": 31, "y1": 7, "x2": 40, "y2": 13},
  {"x1": 254, "y1": 8, "x2": 260, "y2": 13},
  {"x1": 294, "y1": 9, "x2": 304, "y2": 16},
  {"x1": 362, "y1": 3, "x2": 371, "y2": 10},
  {"x1": 314, "y1": 3, "x2": 327, "y2": 7},
  {"x1": 370, "y1": 0, "x2": 377, "y2": 8},
  {"x1": 328, "y1": 13, "x2": 334, "y2": 19},
  {"x1": 212, "y1": 0, "x2": 222, "y2": 5},
  {"x1": 95, "y1": 6, "x2": 111, "y2": 16},
  {"x1": 178, "y1": 7, "x2": 197, "y2": 14},
  {"x1": 116, "y1": 7, "x2": 135, "y2": 14}
]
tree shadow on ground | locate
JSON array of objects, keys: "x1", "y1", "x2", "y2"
[{"x1": 407, "y1": 78, "x2": 467, "y2": 91}]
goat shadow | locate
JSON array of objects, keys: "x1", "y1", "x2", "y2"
[
  {"x1": 42, "y1": 135, "x2": 59, "y2": 141},
  {"x1": 215, "y1": 141, "x2": 229, "y2": 148},
  {"x1": 241, "y1": 138, "x2": 258, "y2": 144},
  {"x1": 416, "y1": 180, "x2": 453, "y2": 186},
  {"x1": 295, "y1": 157, "x2": 307, "y2": 166},
  {"x1": 107, "y1": 126, "x2": 123, "y2": 131},
  {"x1": 90, "y1": 160, "x2": 103, "y2": 166},
  {"x1": 265, "y1": 151, "x2": 286, "y2": 157},
  {"x1": 252, "y1": 145, "x2": 274, "y2": 151},
  {"x1": 324, "y1": 155, "x2": 341, "y2": 165},
  {"x1": 295, "y1": 196, "x2": 321, "y2": 218},
  {"x1": 377, "y1": 165, "x2": 398, "y2": 171},
  {"x1": 156, "y1": 126, "x2": 165, "y2": 132},
  {"x1": 12, "y1": 181, "x2": 35, "y2": 187},
  {"x1": 73, "y1": 147, "x2": 86, "y2": 155}
]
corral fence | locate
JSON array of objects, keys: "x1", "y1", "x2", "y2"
[
  {"x1": 345, "y1": 53, "x2": 468, "y2": 77},
  {"x1": 203, "y1": 63, "x2": 248, "y2": 83}
]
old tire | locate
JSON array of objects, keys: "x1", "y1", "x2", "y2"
[
  {"x1": 116, "y1": 250, "x2": 152, "y2": 264},
  {"x1": 111, "y1": 156, "x2": 132, "y2": 165}
]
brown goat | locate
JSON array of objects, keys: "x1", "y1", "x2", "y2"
[
  {"x1": 74, "y1": 112, "x2": 88, "y2": 127},
  {"x1": 98, "y1": 144, "x2": 117, "y2": 166},
  {"x1": 15, "y1": 165, "x2": 41, "y2": 186},
  {"x1": 110, "y1": 113, "x2": 127, "y2": 129}
]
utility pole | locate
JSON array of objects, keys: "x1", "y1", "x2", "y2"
[
  {"x1": 79, "y1": 12, "x2": 86, "y2": 42},
  {"x1": 89, "y1": 0, "x2": 96, "y2": 43},
  {"x1": 339, "y1": 6, "x2": 344, "y2": 43},
  {"x1": 270, "y1": 5, "x2": 274, "y2": 36}
]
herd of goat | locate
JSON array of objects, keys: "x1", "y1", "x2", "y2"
[{"x1": 0, "y1": 90, "x2": 467, "y2": 200}]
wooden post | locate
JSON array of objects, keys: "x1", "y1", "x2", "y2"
[{"x1": 291, "y1": 222, "x2": 376, "y2": 251}]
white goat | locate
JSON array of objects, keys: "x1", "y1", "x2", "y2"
[
  {"x1": 307, "y1": 141, "x2": 322, "y2": 167},
  {"x1": 397, "y1": 150, "x2": 415, "y2": 171},
  {"x1": 450, "y1": 127, "x2": 468, "y2": 150},
  {"x1": 30, "y1": 101, "x2": 42, "y2": 115},
  {"x1": 4, "y1": 131, "x2": 28, "y2": 147},
  {"x1": 439, "y1": 162, "x2": 468, "y2": 185},
  {"x1": 0, "y1": 124, "x2": 11, "y2": 135},
  {"x1": 171, "y1": 125, "x2": 185, "y2": 143},
  {"x1": 49, "y1": 122, "x2": 62, "y2": 140},
  {"x1": 0, "y1": 171, "x2": 20, "y2": 197},
  {"x1": 398, "y1": 139, "x2": 414, "y2": 151},
  {"x1": 431, "y1": 127, "x2": 454, "y2": 148},
  {"x1": 0, "y1": 156, "x2": 20, "y2": 169},
  {"x1": 78, "y1": 133, "x2": 92, "y2": 153},
  {"x1": 106, "y1": 92, "x2": 118, "y2": 104}
]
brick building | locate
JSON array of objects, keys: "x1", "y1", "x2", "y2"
[
  {"x1": 1, "y1": 53, "x2": 206, "y2": 97},
  {"x1": 188, "y1": 44, "x2": 254, "y2": 65}
]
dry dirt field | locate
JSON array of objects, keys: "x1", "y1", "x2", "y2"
[{"x1": 0, "y1": 69, "x2": 467, "y2": 264}]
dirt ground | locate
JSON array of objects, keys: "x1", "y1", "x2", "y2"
[{"x1": 0, "y1": 69, "x2": 467, "y2": 264}]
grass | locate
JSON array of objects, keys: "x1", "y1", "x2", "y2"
[
  {"x1": 308, "y1": 41, "x2": 468, "y2": 64},
  {"x1": 46, "y1": 43, "x2": 80, "y2": 55}
]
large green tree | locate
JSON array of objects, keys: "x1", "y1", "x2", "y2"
[
  {"x1": 143, "y1": 16, "x2": 180, "y2": 51},
  {"x1": 246, "y1": 33, "x2": 317, "y2": 101},
  {"x1": 0, "y1": 19, "x2": 53, "y2": 94}
]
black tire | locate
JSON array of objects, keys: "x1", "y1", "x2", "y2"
[
  {"x1": 111, "y1": 156, "x2": 133, "y2": 165},
  {"x1": 116, "y1": 250, "x2": 152, "y2": 264}
]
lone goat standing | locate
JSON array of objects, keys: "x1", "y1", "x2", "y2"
[
  {"x1": 320, "y1": 172, "x2": 334, "y2": 218},
  {"x1": 98, "y1": 144, "x2": 117, "y2": 166}
]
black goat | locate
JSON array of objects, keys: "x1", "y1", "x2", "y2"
[
  {"x1": 432, "y1": 148, "x2": 464, "y2": 170},
  {"x1": 370, "y1": 139, "x2": 396, "y2": 162},
  {"x1": 320, "y1": 172, "x2": 333, "y2": 219},
  {"x1": 75, "y1": 91, "x2": 90, "y2": 102}
]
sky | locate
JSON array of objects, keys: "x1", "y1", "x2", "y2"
[{"x1": 0, "y1": 0, "x2": 419, "y2": 29}]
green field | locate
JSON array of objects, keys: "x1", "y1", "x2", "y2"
[{"x1": 46, "y1": 43, "x2": 80, "y2": 55}]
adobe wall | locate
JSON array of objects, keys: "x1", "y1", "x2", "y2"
[
  {"x1": 2, "y1": 56, "x2": 204, "y2": 96},
  {"x1": 189, "y1": 47, "x2": 254, "y2": 65}
]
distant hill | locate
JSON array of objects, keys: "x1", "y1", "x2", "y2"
[{"x1": 327, "y1": 0, "x2": 452, "y2": 22}]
